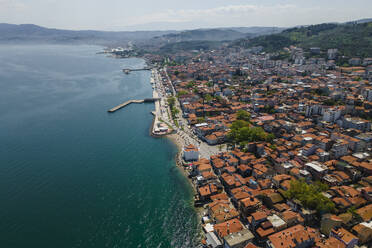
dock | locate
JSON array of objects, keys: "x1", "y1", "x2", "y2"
[
  {"x1": 122, "y1": 67, "x2": 153, "y2": 74},
  {"x1": 108, "y1": 98, "x2": 160, "y2": 113}
]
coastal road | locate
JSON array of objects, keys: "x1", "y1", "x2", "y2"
[{"x1": 155, "y1": 69, "x2": 227, "y2": 159}]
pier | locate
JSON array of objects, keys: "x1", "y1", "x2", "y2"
[
  {"x1": 122, "y1": 67, "x2": 153, "y2": 74},
  {"x1": 108, "y1": 98, "x2": 160, "y2": 113}
]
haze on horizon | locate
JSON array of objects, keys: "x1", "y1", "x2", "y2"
[{"x1": 1, "y1": 0, "x2": 371, "y2": 31}]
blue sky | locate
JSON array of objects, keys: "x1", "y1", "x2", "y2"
[{"x1": 0, "y1": 0, "x2": 371, "y2": 30}]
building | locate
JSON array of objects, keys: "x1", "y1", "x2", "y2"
[
  {"x1": 321, "y1": 214, "x2": 343, "y2": 236},
  {"x1": 330, "y1": 140, "x2": 349, "y2": 158},
  {"x1": 351, "y1": 221, "x2": 372, "y2": 244},
  {"x1": 342, "y1": 117, "x2": 371, "y2": 132},
  {"x1": 305, "y1": 161, "x2": 328, "y2": 179},
  {"x1": 330, "y1": 227, "x2": 358, "y2": 248},
  {"x1": 323, "y1": 108, "x2": 342, "y2": 123},
  {"x1": 327, "y1": 49, "x2": 338, "y2": 60},
  {"x1": 267, "y1": 224, "x2": 316, "y2": 248},
  {"x1": 183, "y1": 144, "x2": 200, "y2": 161},
  {"x1": 223, "y1": 229, "x2": 254, "y2": 248}
]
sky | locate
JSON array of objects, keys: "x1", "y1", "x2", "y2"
[{"x1": 0, "y1": 0, "x2": 371, "y2": 31}]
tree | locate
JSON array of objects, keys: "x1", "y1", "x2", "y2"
[
  {"x1": 186, "y1": 81, "x2": 196, "y2": 88},
  {"x1": 177, "y1": 90, "x2": 188, "y2": 97},
  {"x1": 167, "y1": 97, "x2": 175, "y2": 107},
  {"x1": 284, "y1": 180, "x2": 335, "y2": 215},
  {"x1": 197, "y1": 117, "x2": 205, "y2": 123},
  {"x1": 236, "y1": 110, "x2": 251, "y2": 122},
  {"x1": 204, "y1": 94, "x2": 213, "y2": 102}
]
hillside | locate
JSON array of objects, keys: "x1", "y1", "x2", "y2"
[
  {"x1": 0, "y1": 23, "x2": 175, "y2": 45},
  {"x1": 153, "y1": 29, "x2": 248, "y2": 43},
  {"x1": 234, "y1": 22, "x2": 372, "y2": 57}
]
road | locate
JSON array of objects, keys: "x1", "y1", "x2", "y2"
[{"x1": 154, "y1": 68, "x2": 227, "y2": 159}]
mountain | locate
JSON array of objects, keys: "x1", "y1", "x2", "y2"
[
  {"x1": 225, "y1": 26, "x2": 285, "y2": 36},
  {"x1": 153, "y1": 29, "x2": 248, "y2": 43},
  {"x1": 233, "y1": 21, "x2": 372, "y2": 57},
  {"x1": 0, "y1": 23, "x2": 284, "y2": 47},
  {"x1": 0, "y1": 23, "x2": 175, "y2": 45}
]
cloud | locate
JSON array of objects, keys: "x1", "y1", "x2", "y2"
[{"x1": 127, "y1": 4, "x2": 297, "y2": 27}]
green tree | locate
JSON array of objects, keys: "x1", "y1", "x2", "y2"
[
  {"x1": 204, "y1": 94, "x2": 213, "y2": 102},
  {"x1": 236, "y1": 110, "x2": 251, "y2": 122},
  {"x1": 284, "y1": 180, "x2": 335, "y2": 215},
  {"x1": 177, "y1": 90, "x2": 188, "y2": 97}
]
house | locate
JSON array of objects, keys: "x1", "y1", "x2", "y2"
[
  {"x1": 330, "y1": 140, "x2": 349, "y2": 158},
  {"x1": 305, "y1": 161, "x2": 328, "y2": 179},
  {"x1": 351, "y1": 221, "x2": 372, "y2": 245},
  {"x1": 267, "y1": 214, "x2": 287, "y2": 232},
  {"x1": 223, "y1": 229, "x2": 255, "y2": 248},
  {"x1": 267, "y1": 224, "x2": 318, "y2": 248},
  {"x1": 214, "y1": 218, "x2": 244, "y2": 239},
  {"x1": 320, "y1": 214, "x2": 343, "y2": 236},
  {"x1": 183, "y1": 144, "x2": 199, "y2": 161},
  {"x1": 239, "y1": 197, "x2": 261, "y2": 217},
  {"x1": 330, "y1": 227, "x2": 358, "y2": 248},
  {"x1": 208, "y1": 200, "x2": 240, "y2": 223},
  {"x1": 205, "y1": 231, "x2": 223, "y2": 248}
]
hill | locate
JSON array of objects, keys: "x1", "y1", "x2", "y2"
[
  {"x1": 153, "y1": 29, "x2": 248, "y2": 43},
  {"x1": 0, "y1": 23, "x2": 175, "y2": 45},
  {"x1": 234, "y1": 21, "x2": 372, "y2": 57}
]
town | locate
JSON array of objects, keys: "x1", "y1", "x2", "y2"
[{"x1": 138, "y1": 38, "x2": 372, "y2": 248}]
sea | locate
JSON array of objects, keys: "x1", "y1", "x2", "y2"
[{"x1": 0, "y1": 45, "x2": 199, "y2": 248}]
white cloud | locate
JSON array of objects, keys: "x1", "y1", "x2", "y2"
[{"x1": 127, "y1": 4, "x2": 298, "y2": 27}]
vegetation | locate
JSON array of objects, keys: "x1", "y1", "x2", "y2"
[
  {"x1": 197, "y1": 117, "x2": 206, "y2": 123},
  {"x1": 236, "y1": 110, "x2": 251, "y2": 122},
  {"x1": 159, "y1": 40, "x2": 223, "y2": 53},
  {"x1": 186, "y1": 81, "x2": 196, "y2": 89},
  {"x1": 322, "y1": 98, "x2": 345, "y2": 106},
  {"x1": 284, "y1": 180, "x2": 335, "y2": 214},
  {"x1": 167, "y1": 97, "x2": 179, "y2": 120},
  {"x1": 204, "y1": 94, "x2": 213, "y2": 102},
  {"x1": 177, "y1": 90, "x2": 188, "y2": 97},
  {"x1": 235, "y1": 22, "x2": 372, "y2": 57},
  {"x1": 228, "y1": 120, "x2": 274, "y2": 144}
]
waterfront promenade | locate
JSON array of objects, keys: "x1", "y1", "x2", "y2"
[{"x1": 152, "y1": 68, "x2": 226, "y2": 158}]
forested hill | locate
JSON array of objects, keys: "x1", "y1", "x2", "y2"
[{"x1": 233, "y1": 21, "x2": 372, "y2": 57}]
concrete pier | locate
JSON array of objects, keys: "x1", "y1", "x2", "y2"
[
  {"x1": 108, "y1": 98, "x2": 160, "y2": 113},
  {"x1": 108, "y1": 100, "x2": 144, "y2": 113}
]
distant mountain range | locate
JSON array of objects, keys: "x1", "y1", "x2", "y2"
[
  {"x1": 1, "y1": 20, "x2": 370, "y2": 58},
  {"x1": 0, "y1": 23, "x2": 175, "y2": 45},
  {"x1": 0, "y1": 23, "x2": 284, "y2": 46}
]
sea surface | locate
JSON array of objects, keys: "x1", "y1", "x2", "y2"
[{"x1": 0, "y1": 45, "x2": 199, "y2": 248}]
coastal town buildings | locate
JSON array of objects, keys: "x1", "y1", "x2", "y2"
[{"x1": 144, "y1": 40, "x2": 372, "y2": 248}]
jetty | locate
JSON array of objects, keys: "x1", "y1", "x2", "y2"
[
  {"x1": 108, "y1": 98, "x2": 160, "y2": 113},
  {"x1": 122, "y1": 67, "x2": 153, "y2": 74}
]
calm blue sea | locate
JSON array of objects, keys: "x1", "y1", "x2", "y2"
[{"x1": 0, "y1": 45, "x2": 199, "y2": 248}]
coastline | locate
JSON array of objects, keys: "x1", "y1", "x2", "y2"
[
  {"x1": 147, "y1": 65, "x2": 205, "y2": 245},
  {"x1": 166, "y1": 133, "x2": 205, "y2": 243}
]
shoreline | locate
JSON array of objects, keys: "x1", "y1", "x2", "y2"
[
  {"x1": 166, "y1": 132, "x2": 205, "y2": 243},
  {"x1": 147, "y1": 65, "x2": 205, "y2": 245}
]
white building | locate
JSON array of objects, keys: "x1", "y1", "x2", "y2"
[
  {"x1": 305, "y1": 161, "x2": 328, "y2": 179},
  {"x1": 323, "y1": 108, "x2": 342, "y2": 123},
  {"x1": 183, "y1": 144, "x2": 199, "y2": 161}
]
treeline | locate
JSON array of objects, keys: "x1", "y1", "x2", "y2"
[{"x1": 235, "y1": 22, "x2": 372, "y2": 57}]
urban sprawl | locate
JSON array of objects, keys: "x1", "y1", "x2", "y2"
[{"x1": 117, "y1": 43, "x2": 372, "y2": 248}]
